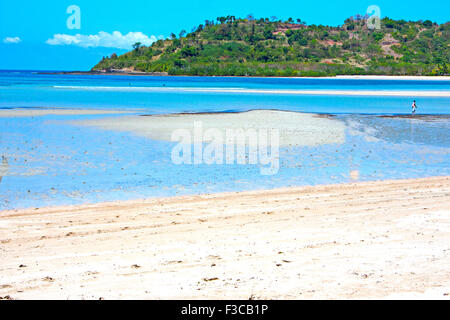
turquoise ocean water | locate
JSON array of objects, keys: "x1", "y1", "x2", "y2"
[{"x1": 0, "y1": 70, "x2": 449, "y2": 209}]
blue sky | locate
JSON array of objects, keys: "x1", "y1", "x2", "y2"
[{"x1": 1, "y1": 0, "x2": 449, "y2": 70}]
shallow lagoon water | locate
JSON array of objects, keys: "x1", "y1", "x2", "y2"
[
  {"x1": 0, "y1": 71, "x2": 449, "y2": 209},
  {"x1": 1, "y1": 112, "x2": 449, "y2": 210}
]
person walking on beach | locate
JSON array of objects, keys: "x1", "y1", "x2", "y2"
[
  {"x1": 411, "y1": 100, "x2": 417, "y2": 114},
  {"x1": 0, "y1": 156, "x2": 7, "y2": 184}
]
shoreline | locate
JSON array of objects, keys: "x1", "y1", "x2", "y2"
[
  {"x1": 37, "y1": 71, "x2": 450, "y2": 81},
  {"x1": 1, "y1": 176, "x2": 449, "y2": 299},
  {"x1": 0, "y1": 108, "x2": 138, "y2": 118},
  {"x1": 1, "y1": 175, "x2": 448, "y2": 214}
]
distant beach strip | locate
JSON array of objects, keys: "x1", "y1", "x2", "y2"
[
  {"x1": 52, "y1": 86, "x2": 450, "y2": 97},
  {"x1": 0, "y1": 108, "x2": 138, "y2": 117}
]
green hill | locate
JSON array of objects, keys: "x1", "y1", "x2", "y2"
[{"x1": 93, "y1": 15, "x2": 449, "y2": 76}]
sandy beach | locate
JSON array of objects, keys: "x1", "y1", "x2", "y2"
[
  {"x1": 0, "y1": 108, "x2": 137, "y2": 118},
  {"x1": 74, "y1": 110, "x2": 346, "y2": 147},
  {"x1": 333, "y1": 75, "x2": 450, "y2": 81},
  {"x1": 1, "y1": 176, "x2": 449, "y2": 300},
  {"x1": 48, "y1": 73, "x2": 450, "y2": 81}
]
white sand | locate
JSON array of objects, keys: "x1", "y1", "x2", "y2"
[
  {"x1": 334, "y1": 75, "x2": 450, "y2": 81},
  {"x1": 73, "y1": 110, "x2": 346, "y2": 147},
  {"x1": 0, "y1": 108, "x2": 136, "y2": 118},
  {"x1": 241, "y1": 75, "x2": 450, "y2": 81},
  {"x1": 0, "y1": 176, "x2": 449, "y2": 299}
]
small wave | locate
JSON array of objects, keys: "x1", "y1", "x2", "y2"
[
  {"x1": 52, "y1": 86, "x2": 246, "y2": 91},
  {"x1": 51, "y1": 86, "x2": 450, "y2": 97}
]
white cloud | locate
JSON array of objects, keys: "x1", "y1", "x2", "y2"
[
  {"x1": 3, "y1": 37, "x2": 21, "y2": 44},
  {"x1": 45, "y1": 31, "x2": 157, "y2": 49}
]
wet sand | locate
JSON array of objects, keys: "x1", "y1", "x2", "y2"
[
  {"x1": 378, "y1": 114, "x2": 450, "y2": 121},
  {"x1": 1, "y1": 176, "x2": 449, "y2": 300},
  {"x1": 73, "y1": 110, "x2": 346, "y2": 147}
]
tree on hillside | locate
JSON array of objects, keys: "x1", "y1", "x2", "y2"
[
  {"x1": 197, "y1": 24, "x2": 204, "y2": 32},
  {"x1": 263, "y1": 26, "x2": 275, "y2": 40},
  {"x1": 423, "y1": 20, "x2": 433, "y2": 28},
  {"x1": 132, "y1": 42, "x2": 142, "y2": 51}
]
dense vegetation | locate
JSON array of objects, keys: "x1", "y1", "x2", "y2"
[{"x1": 93, "y1": 15, "x2": 450, "y2": 76}]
